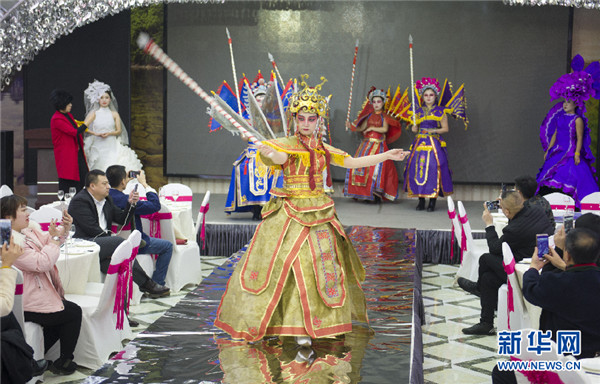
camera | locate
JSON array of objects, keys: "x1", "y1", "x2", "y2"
[
  {"x1": 128, "y1": 170, "x2": 140, "y2": 178},
  {"x1": 485, "y1": 200, "x2": 500, "y2": 211}
]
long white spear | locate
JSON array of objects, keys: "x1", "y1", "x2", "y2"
[
  {"x1": 345, "y1": 39, "x2": 359, "y2": 131},
  {"x1": 409, "y1": 35, "x2": 416, "y2": 127},
  {"x1": 226, "y1": 28, "x2": 242, "y2": 115},
  {"x1": 268, "y1": 52, "x2": 285, "y2": 88},
  {"x1": 136, "y1": 33, "x2": 261, "y2": 145}
]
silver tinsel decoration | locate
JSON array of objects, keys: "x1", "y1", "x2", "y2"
[
  {"x1": 503, "y1": 0, "x2": 600, "y2": 9},
  {"x1": 0, "y1": 0, "x2": 224, "y2": 89}
]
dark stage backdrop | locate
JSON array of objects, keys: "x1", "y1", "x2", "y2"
[
  {"x1": 23, "y1": 11, "x2": 131, "y2": 184},
  {"x1": 165, "y1": 1, "x2": 570, "y2": 183}
]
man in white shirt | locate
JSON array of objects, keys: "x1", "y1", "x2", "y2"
[{"x1": 69, "y1": 170, "x2": 169, "y2": 298}]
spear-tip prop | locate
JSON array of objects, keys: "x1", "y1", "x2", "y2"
[
  {"x1": 226, "y1": 27, "x2": 243, "y2": 116},
  {"x1": 409, "y1": 34, "x2": 416, "y2": 127},
  {"x1": 136, "y1": 32, "x2": 263, "y2": 147},
  {"x1": 345, "y1": 39, "x2": 359, "y2": 131},
  {"x1": 268, "y1": 52, "x2": 285, "y2": 89}
]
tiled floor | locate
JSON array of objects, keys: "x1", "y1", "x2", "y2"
[
  {"x1": 422, "y1": 263, "x2": 499, "y2": 384},
  {"x1": 36, "y1": 259, "x2": 499, "y2": 384},
  {"x1": 40, "y1": 255, "x2": 229, "y2": 384}
]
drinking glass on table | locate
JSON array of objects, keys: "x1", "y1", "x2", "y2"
[
  {"x1": 57, "y1": 189, "x2": 64, "y2": 201},
  {"x1": 64, "y1": 192, "x2": 72, "y2": 206},
  {"x1": 68, "y1": 224, "x2": 76, "y2": 245},
  {"x1": 172, "y1": 190, "x2": 180, "y2": 203},
  {"x1": 69, "y1": 187, "x2": 76, "y2": 197}
]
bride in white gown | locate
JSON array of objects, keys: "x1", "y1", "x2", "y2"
[{"x1": 83, "y1": 80, "x2": 142, "y2": 172}]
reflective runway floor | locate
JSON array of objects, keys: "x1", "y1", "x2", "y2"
[{"x1": 82, "y1": 226, "x2": 417, "y2": 383}]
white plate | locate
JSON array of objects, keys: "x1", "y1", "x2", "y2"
[{"x1": 580, "y1": 357, "x2": 600, "y2": 373}]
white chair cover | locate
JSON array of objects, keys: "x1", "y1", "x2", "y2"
[
  {"x1": 455, "y1": 201, "x2": 489, "y2": 282},
  {"x1": 64, "y1": 239, "x2": 134, "y2": 369},
  {"x1": 141, "y1": 203, "x2": 201, "y2": 292},
  {"x1": 580, "y1": 192, "x2": 600, "y2": 216},
  {"x1": 0, "y1": 184, "x2": 13, "y2": 198},
  {"x1": 160, "y1": 183, "x2": 193, "y2": 204},
  {"x1": 497, "y1": 243, "x2": 531, "y2": 332},
  {"x1": 447, "y1": 196, "x2": 462, "y2": 245},
  {"x1": 29, "y1": 206, "x2": 62, "y2": 231},
  {"x1": 543, "y1": 192, "x2": 575, "y2": 217},
  {"x1": 127, "y1": 230, "x2": 154, "y2": 305},
  {"x1": 195, "y1": 190, "x2": 211, "y2": 244},
  {"x1": 11, "y1": 267, "x2": 46, "y2": 383}
]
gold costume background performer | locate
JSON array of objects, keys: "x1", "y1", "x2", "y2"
[{"x1": 214, "y1": 76, "x2": 408, "y2": 344}]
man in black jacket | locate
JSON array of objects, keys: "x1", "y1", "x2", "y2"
[
  {"x1": 458, "y1": 190, "x2": 554, "y2": 335},
  {"x1": 68, "y1": 170, "x2": 169, "y2": 298}
]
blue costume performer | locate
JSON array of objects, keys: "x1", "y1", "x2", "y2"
[
  {"x1": 209, "y1": 73, "x2": 289, "y2": 220},
  {"x1": 402, "y1": 77, "x2": 467, "y2": 212},
  {"x1": 536, "y1": 54, "x2": 600, "y2": 206}
]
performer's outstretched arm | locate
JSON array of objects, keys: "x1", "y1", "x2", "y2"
[{"x1": 343, "y1": 149, "x2": 407, "y2": 169}]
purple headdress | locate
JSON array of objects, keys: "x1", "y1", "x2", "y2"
[{"x1": 549, "y1": 54, "x2": 600, "y2": 112}]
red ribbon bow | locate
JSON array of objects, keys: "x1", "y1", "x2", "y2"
[
  {"x1": 199, "y1": 204, "x2": 209, "y2": 250},
  {"x1": 106, "y1": 246, "x2": 139, "y2": 330},
  {"x1": 502, "y1": 257, "x2": 516, "y2": 329},
  {"x1": 141, "y1": 212, "x2": 173, "y2": 259},
  {"x1": 458, "y1": 214, "x2": 469, "y2": 264},
  {"x1": 447, "y1": 210, "x2": 456, "y2": 262}
]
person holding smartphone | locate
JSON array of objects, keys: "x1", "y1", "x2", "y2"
[
  {"x1": 458, "y1": 190, "x2": 554, "y2": 335},
  {"x1": 106, "y1": 166, "x2": 173, "y2": 289},
  {"x1": 1, "y1": 194, "x2": 82, "y2": 375}
]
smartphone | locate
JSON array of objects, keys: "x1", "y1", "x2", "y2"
[
  {"x1": 537, "y1": 234, "x2": 549, "y2": 259},
  {"x1": 133, "y1": 183, "x2": 139, "y2": 192},
  {"x1": 563, "y1": 217, "x2": 574, "y2": 233},
  {"x1": 0, "y1": 219, "x2": 11, "y2": 247},
  {"x1": 486, "y1": 200, "x2": 500, "y2": 211},
  {"x1": 128, "y1": 170, "x2": 140, "y2": 178}
]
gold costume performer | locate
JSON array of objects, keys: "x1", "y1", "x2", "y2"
[{"x1": 214, "y1": 76, "x2": 408, "y2": 344}]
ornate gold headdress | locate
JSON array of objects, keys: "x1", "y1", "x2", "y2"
[{"x1": 289, "y1": 74, "x2": 329, "y2": 117}]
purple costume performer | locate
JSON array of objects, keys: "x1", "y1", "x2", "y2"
[
  {"x1": 536, "y1": 54, "x2": 600, "y2": 206},
  {"x1": 403, "y1": 77, "x2": 468, "y2": 211}
]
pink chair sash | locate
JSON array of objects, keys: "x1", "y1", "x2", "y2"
[
  {"x1": 509, "y1": 357, "x2": 564, "y2": 384},
  {"x1": 14, "y1": 283, "x2": 23, "y2": 295},
  {"x1": 447, "y1": 210, "x2": 456, "y2": 262},
  {"x1": 106, "y1": 246, "x2": 139, "y2": 330},
  {"x1": 458, "y1": 214, "x2": 468, "y2": 263},
  {"x1": 39, "y1": 222, "x2": 51, "y2": 231},
  {"x1": 199, "y1": 204, "x2": 209, "y2": 250},
  {"x1": 550, "y1": 204, "x2": 575, "y2": 211},
  {"x1": 141, "y1": 212, "x2": 174, "y2": 239},
  {"x1": 503, "y1": 257, "x2": 516, "y2": 330},
  {"x1": 580, "y1": 203, "x2": 600, "y2": 211},
  {"x1": 141, "y1": 212, "x2": 173, "y2": 259},
  {"x1": 111, "y1": 223, "x2": 132, "y2": 233},
  {"x1": 164, "y1": 195, "x2": 192, "y2": 202}
]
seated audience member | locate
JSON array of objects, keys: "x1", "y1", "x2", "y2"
[
  {"x1": 544, "y1": 212, "x2": 600, "y2": 272},
  {"x1": 1, "y1": 195, "x2": 81, "y2": 375},
  {"x1": 106, "y1": 166, "x2": 172, "y2": 287},
  {"x1": 68, "y1": 170, "x2": 169, "y2": 298},
  {"x1": 1, "y1": 237, "x2": 22, "y2": 317},
  {"x1": 492, "y1": 228, "x2": 600, "y2": 383},
  {"x1": 514, "y1": 175, "x2": 555, "y2": 230},
  {"x1": 458, "y1": 190, "x2": 554, "y2": 335}
]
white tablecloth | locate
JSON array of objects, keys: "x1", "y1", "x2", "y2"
[
  {"x1": 514, "y1": 262, "x2": 542, "y2": 330},
  {"x1": 56, "y1": 239, "x2": 100, "y2": 294},
  {"x1": 163, "y1": 201, "x2": 195, "y2": 240}
]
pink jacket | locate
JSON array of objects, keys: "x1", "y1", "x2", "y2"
[{"x1": 12, "y1": 228, "x2": 65, "y2": 313}]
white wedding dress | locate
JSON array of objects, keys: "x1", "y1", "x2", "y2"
[{"x1": 84, "y1": 107, "x2": 143, "y2": 172}]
